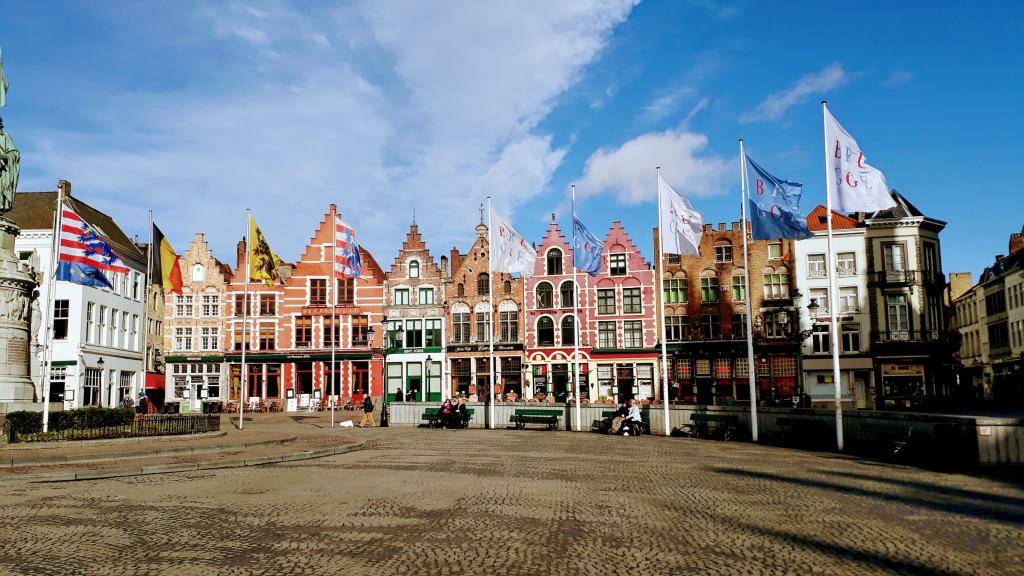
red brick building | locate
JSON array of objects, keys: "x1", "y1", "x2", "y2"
[
  {"x1": 654, "y1": 222, "x2": 800, "y2": 406},
  {"x1": 224, "y1": 205, "x2": 386, "y2": 408}
]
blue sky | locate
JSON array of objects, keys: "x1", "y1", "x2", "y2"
[{"x1": 2, "y1": 1, "x2": 1021, "y2": 278}]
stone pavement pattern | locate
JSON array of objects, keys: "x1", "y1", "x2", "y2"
[{"x1": 0, "y1": 419, "x2": 1021, "y2": 575}]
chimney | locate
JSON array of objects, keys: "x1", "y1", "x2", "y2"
[
  {"x1": 1010, "y1": 231, "x2": 1023, "y2": 255},
  {"x1": 440, "y1": 255, "x2": 449, "y2": 278},
  {"x1": 58, "y1": 179, "x2": 72, "y2": 197},
  {"x1": 449, "y1": 247, "x2": 462, "y2": 276},
  {"x1": 236, "y1": 237, "x2": 246, "y2": 270},
  {"x1": 329, "y1": 203, "x2": 337, "y2": 213},
  {"x1": 995, "y1": 254, "x2": 1005, "y2": 263}
]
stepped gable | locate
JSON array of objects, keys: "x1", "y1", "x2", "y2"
[
  {"x1": 387, "y1": 223, "x2": 440, "y2": 276},
  {"x1": 603, "y1": 220, "x2": 651, "y2": 270}
]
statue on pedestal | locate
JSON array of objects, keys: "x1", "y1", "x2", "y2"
[{"x1": 0, "y1": 46, "x2": 39, "y2": 406}]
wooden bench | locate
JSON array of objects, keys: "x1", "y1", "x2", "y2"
[
  {"x1": 855, "y1": 422, "x2": 914, "y2": 457},
  {"x1": 687, "y1": 412, "x2": 739, "y2": 440},
  {"x1": 421, "y1": 407, "x2": 474, "y2": 429},
  {"x1": 776, "y1": 417, "x2": 833, "y2": 449},
  {"x1": 511, "y1": 409, "x2": 561, "y2": 431},
  {"x1": 590, "y1": 410, "x2": 651, "y2": 434}
]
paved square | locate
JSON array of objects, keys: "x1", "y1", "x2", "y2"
[{"x1": 1, "y1": 426, "x2": 1021, "y2": 575}]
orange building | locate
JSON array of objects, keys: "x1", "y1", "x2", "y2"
[{"x1": 223, "y1": 205, "x2": 386, "y2": 409}]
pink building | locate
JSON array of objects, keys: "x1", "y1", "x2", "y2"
[{"x1": 525, "y1": 219, "x2": 661, "y2": 403}]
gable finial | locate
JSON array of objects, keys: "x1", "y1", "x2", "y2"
[
  {"x1": 551, "y1": 212, "x2": 556, "y2": 223},
  {"x1": 479, "y1": 202, "x2": 485, "y2": 225}
]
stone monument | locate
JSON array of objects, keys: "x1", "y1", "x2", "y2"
[{"x1": 0, "y1": 48, "x2": 39, "y2": 406}]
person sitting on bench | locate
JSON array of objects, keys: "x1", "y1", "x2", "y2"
[
  {"x1": 438, "y1": 399, "x2": 455, "y2": 428},
  {"x1": 622, "y1": 400, "x2": 643, "y2": 436},
  {"x1": 607, "y1": 400, "x2": 629, "y2": 435}
]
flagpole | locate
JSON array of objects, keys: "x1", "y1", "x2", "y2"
[
  {"x1": 739, "y1": 139, "x2": 759, "y2": 442},
  {"x1": 331, "y1": 206, "x2": 337, "y2": 428},
  {"x1": 239, "y1": 209, "x2": 251, "y2": 431},
  {"x1": 656, "y1": 167, "x2": 670, "y2": 436},
  {"x1": 571, "y1": 185, "x2": 582, "y2": 432},
  {"x1": 139, "y1": 210, "x2": 153, "y2": 405},
  {"x1": 486, "y1": 196, "x2": 495, "y2": 429},
  {"x1": 822, "y1": 100, "x2": 844, "y2": 451},
  {"x1": 40, "y1": 185, "x2": 65, "y2": 433}
]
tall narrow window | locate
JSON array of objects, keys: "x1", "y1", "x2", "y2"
[
  {"x1": 623, "y1": 288, "x2": 642, "y2": 314},
  {"x1": 536, "y1": 282, "x2": 554, "y2": 309},
  {"x1": 731, "y1": 273, "x2": 746, "y2": 302},
  {"x1": 561, "y1": 316, "x2": 576, "y2": 346},
  {"x1": 336, "y1": 279, "x2": 354, "y2": 305},
  {"x1": 598, "y1": 321, "x2": 616, "y2": 348},
  {"x1": 700, "y1": 271, "x2": 719, "y2": 303},
  {"x1": 597, "y1": 289, "x2": 616, "y2": 315},
  {"x1": 499, "y1": 311, "x2": 518, "y2": 342},
  {"x1": 405, "y1": 319, "x2": 423, "y2": 348},
  {"x1": 351, "y1": 315, "x2": 369, "y2": 346},
  {"x1": 546, "y1": 249, "x2": 563, "y2": 275},
  {"x1": 425, "y1": 319, "x2": 442, "y2": 347},
  {"x1": 418, "y1": 286, "x2": 434, "y2": 305},
  {"x1": 394, "y1": 288, "x2": 410, "y2": 305},
  {"x1": 663, "y1": 278, "x2": 686, "y2": 304},
  {"x1": 537, "y1": 316, "x2": 555, "y2": 346},
  {"x1": 477, "y1": 273, "x2": 489, "y2": 296},
  {"x1": 887, "y1": 294, "x2": 910, "y2": 339},
  {"x1": 408, "y1": 260, "x2": 420, "y2": 278},
  {"x1": 452, "y1": 312, "x2": 470, "y2": 344},
  {"x1": 475, "y1": 312, "x2": 491, "y2": 343},
  {"x1": 295, "y1": 316, "x2": 312, "y2": 348},
  {"x1": 53, "y1": 300, "x2": 69, "y2": 340},
  {"x1": 623, "y1": 320, "x2": 642, "y2": 348},
  {"x1": 559, "y1": 281, "x2": 575, "y2": 308},
  {"x1": 259, "y1": 294, "x2": 275, "y2": 316}
]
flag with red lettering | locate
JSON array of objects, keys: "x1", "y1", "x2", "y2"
[
  {"x1": 489, "y1": 208, "x2": 535, "y2": 277},
  {"x1": 824, "y1": 104, "x2": 896, "y2": 213},
  {"x1": 334, "y1": 215, "x2": 362, "y2": 279}
]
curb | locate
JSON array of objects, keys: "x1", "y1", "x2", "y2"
[
  {"x1": 0, "y1": 440, "x2": 368, "y2": 484},
  {"x1": 2, "y1": 435, "x2": 298, "y2": 468},
  {"x1": 0, "y1": 430, "x2": 228, "y2": 450}
]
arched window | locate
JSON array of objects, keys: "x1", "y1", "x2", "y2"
[
  {"x1": 457, "y1": 283, "x2": 465, "y2": 297},
  {"x1": 559, "y1": 280, "x2": 575, "y2": 308},
  {"x1": 477, "y1": 273, "x2": 489, "y2": 295},
  {"x1": 537, "y1": 316, "x2": 555, "y2": 346},
  {"x1": 536, "y1": 282, "x2": 554, "y2": 309},
  {"x1": 408, "y1": 260, "x2": 420, "y2": 278},
  {"x1": 546, "y1": 248, "x2": 563, "y2": 275},
  {"x1": 191, "y1": 264, "x2": 205, "y2": 283},
  {"x1": 560, "y1": 315, "x2": 576, "y2": 346},
  {"x1": 504, "y1": 280, "x2": 512, "y2": 294}
]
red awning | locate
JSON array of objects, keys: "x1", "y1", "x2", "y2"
[{"x1": 145, "y1": 372, "x2": 165, "y2": 390}]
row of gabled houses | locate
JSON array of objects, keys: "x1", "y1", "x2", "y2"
[{"x1": 10, "y1": 183, "x2": 968, "y2": 412}]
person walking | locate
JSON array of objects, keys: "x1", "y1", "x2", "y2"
[{"x1": 358, "y1": 394, "x2": 376, "y2": 427}]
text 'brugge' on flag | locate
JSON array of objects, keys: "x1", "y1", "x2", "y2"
[
  {"x1": 57, "y1": 202, "x2": 128, "y2": 289},
  {"x1": 489, "y1": 207, "x2": 535, "y2": 278},
  {"x1": 745, "y1": 154, "x2": 812, "y2": 241},
  {"x1": 658, "y1": 174, "x2": 703, "y2": 257},
  {"x1": 335, "y1": 215, "x2": 362, "y2": 280},
  {"x1": 824, "y1": 104, "x2": 896, "y2": 213}
]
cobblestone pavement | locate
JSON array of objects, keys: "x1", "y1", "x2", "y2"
[{"x1": 0, "y1": 425, "x2": 1021, "y2": 576}]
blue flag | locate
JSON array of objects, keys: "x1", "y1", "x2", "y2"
[
  {"x1": 55, "y1": 260, "x2": 114, "y2": 288},
  {"x1": 745, "y1": 155, "x2": 812, "y2": 240},
  {"x1": 572, "y1": 216, "x2": 604, "y2": 276}
]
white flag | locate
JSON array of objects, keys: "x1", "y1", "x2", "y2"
[
  {"x1": 824, "y1": 105, "x2": 896, "y2": 213},
  {"x1": 489, "y1": 208, "x2": 535, "y2": 277},
  {"x1": 659, "y1": 174, "x2": 703, "y2": 256}
]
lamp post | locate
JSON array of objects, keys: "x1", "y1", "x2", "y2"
[
  {"x1": 793, "y1": 299, "x2": 820, "y2": 406},
  {"x1": 425, "y1": 355, "x2": 432, "y2": 403}
]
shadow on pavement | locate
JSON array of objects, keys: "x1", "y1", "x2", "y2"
[
  {"x1": 713, "y1": 467, "x2": 1024, "y2": 527},
  {"x1": 812, "y1": 468, "x2": 1024, "y2": 509}
]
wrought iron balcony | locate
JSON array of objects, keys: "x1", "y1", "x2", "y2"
[
  {"x1": 873, "y1": 329, "x2": 945, "y2": 343},
  {"x1": 874, "y1": 270, "x2": 918, "y2": 285}
]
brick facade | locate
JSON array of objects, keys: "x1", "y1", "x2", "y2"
[
  {"x1": 654, "y1": 221, "x2": 800, "y2": 406},
  {"x1": 444, "y1": 219, "x2": 524, "y2": 400}
]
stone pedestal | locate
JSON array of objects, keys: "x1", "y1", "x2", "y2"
[{"x1": 0, "y1": 216, "x2": 37, "y2": 403}]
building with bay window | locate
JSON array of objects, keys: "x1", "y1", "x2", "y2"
[
  {"x1": 444, "y1": 216, "x2": 524, "y2": 400},
  {"x1": 383, "y1": 222, "x2": 446, "y2": 402},
  {"x1": 163, "y1": 233, "x2": 232, "y2": 411},
  {"x1": 655, "y1": 221, "x2": 800, "y2": 406},
  {"x1": 859, "y1": 191, "x2": 953, "y2": 408}
]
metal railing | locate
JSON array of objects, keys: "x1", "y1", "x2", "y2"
[
  {"x1": 873, "y1": 329, "x2": 944, "y2": 343},
  {"x1": 4, "y1": 414, "x2": 221, "y2": 443},
  {"x1": 874, "y1": 270, "x2": 918, "y2": 285}
]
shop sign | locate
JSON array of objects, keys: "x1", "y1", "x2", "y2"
[
  {"x1": 447, "y1": 343, "x2": 523, "y2": 353},
  {"x1": 882, "y1": 363, "x2": 924, "y2": 376}
]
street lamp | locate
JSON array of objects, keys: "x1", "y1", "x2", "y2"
[
  {"x1": 792, "y1": 299, "x2": 819, "y2": 407},
  {"x1": 425, "y1": 355, "x2": 432, "y2": 403}
]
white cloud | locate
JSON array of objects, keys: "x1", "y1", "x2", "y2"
[
  {"x1": 21, "y1": 1, "x2": 636, "y2": 261},
  {"x1": 576, "y1": 128, "x2": 732, "y2": 204},
  {"x1": 882, "y1": 69, "x2": 913, "y2": 87},
  {"x1": 637, "y1": 86, "x2": 694, "y2": 124},
  {"x1": 740, "y1": 63, "x2": 848, "y2": 123}
]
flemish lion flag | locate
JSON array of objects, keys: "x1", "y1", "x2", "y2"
[
  {"x1": 151, "y1": 223, "x2": 183, "y2": 294},
  {"x1": 248, "y1": 215, "x2": 283, "y2": 285}
]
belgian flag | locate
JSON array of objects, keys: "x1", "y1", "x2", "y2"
[{"x1": 151, "y1": 223, "x2": 183, "y2": 294}]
